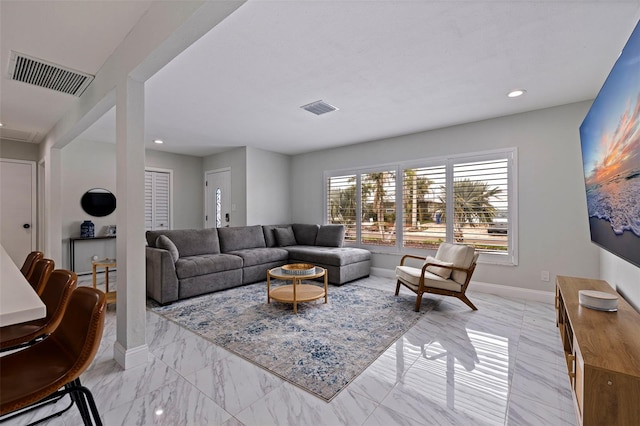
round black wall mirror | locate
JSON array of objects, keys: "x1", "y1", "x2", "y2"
[{"x1": 81, "y1": 188, "x2": 116, "y2": 217}]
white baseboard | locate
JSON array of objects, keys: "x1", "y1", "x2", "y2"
[
  {"x1": 370, "y1": 267, "x2": 554, "y2": 303},
  {"x1": 469, "y1": 280, "x2": 554, "y2": 303},
  {"x1": 371, "y1": 267, "x2": 395, "y2": 279},
  {"x1": 114, "y1": 341, "x2": 149, "y2": 369}
]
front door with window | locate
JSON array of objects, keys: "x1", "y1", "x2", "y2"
[{"x1": 205, "y1": 169, "x2": 231, "y2": 228}]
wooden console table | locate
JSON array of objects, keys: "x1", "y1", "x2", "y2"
[
  {"x1": 556, "y1": 275, "x2": 640, "y2": 425},
  {"x1": 69, "y1": 235, "x2": 115, "y2": 271}
]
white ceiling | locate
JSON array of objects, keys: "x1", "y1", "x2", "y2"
[{"x1": 2, "y1": 1, "x2": 640, "y2": 157}]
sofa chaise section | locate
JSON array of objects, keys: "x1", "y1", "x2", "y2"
[{"x1": 285, "y1": 245, "x2": 371, "y2": 286}]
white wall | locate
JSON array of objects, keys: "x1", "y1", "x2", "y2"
[
  {"x1": 60, "y1": 140, "x2": 203, "y2": 270},
  {"x1": 0, "y1": 139, "x2": 40, "y2": 161},
  {"x1": 246, "y1": 146, "x2": 292, "y2": 225},
  {"x1": 601, "y1": 251, "x2": 640, "y2": 311},
  {"x1": 61, "y1": 140, "x2": 117, "y2": 272},
  {"x1": 145, "y1": 149, "x2": 203, "y2": 229},
  {"x1": 291, "y1": 101, "x2": 600, "y2": 293},
  {"x1": 203, "y1": 147, "x2": 247, "y2": 227}
]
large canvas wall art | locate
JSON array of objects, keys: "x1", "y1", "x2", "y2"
[{"x1": 579, "y1": 20, "x2": 640, "y2": 268}]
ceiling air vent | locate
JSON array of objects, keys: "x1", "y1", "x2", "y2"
[
  {"x1": 7, "y1": 51, "x2": 94, "y2": 97},
  {"x1": 301, "y1": 100, "x2": 339, "y2": 115}
]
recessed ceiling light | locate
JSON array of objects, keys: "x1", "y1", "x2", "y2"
[
  {"x1": 153, "y1": 139, "x2": 164, "y2": 144},
  {"x1": 0, "y1": 122, "x2": 3, "y2": 127},
  {"x1": 507, "y1": 89, "x2": 527, "y2": 98}
]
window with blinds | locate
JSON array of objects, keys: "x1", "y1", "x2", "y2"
[
  {"x1": 324, "y1": 148, "x2": 516, "y2": 263},
  {"x1": 361, "y1": 170, "x2": 396, "y2": 247},
  {"x1": 402, "y1": 165, "x2": 446, "y2": 249},
  {"x1": 145, "y1": 170, "x2": 171, "y2": 231},
  {"x1": 327, "y1": 174, "x2": 357, "y2": 242},
  {"x1": 452, "y1": 159, "x2": 509, "y2": 252}
]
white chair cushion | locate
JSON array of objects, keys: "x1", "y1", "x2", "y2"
[
  {"x1": 395, "y1": 265, "x2": 463, "y2": 292},
  {"x1": 423, "y1": 255, "x2": 453, "y2": 279},
  {"x1": 435, "y1": 243, "x2": 476, "y2": 284}
]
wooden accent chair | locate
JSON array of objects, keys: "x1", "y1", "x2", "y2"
[
  {"x1": 0, "y1": 269, "x2": 77, "y2": 352},
  {"x1": 20, "y1": 251, "x2": 44, "y2": 280},
  {"x1": 0, "y1": 287, "x2": 106, "y2": 426},
  {"x1": 395, "y1": 242, "x2": 479, "y2": 312},
  {"x1": 27, "y1": 258, "x2": 55, "y2": 295}
]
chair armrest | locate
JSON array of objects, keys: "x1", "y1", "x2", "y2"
[{"x1": 400, "y1": 253, "x2": 427, "y2": 266}]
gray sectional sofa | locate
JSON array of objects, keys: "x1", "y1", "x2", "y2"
[{"x1": 145, "y1": 223, "x2": 371, "y2": 304}]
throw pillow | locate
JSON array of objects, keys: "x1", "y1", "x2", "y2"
[
  {"x1": 274, "y1": 226, "x2": 297, "y2": 247},
  {"x1": 156, "y1": 235, "x2": 180, "y2": 263},
  {"x1": 424, "y1": 255, "x2": 453, "y2": 279}
]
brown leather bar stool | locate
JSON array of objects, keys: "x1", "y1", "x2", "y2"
[
  {"x1": 0, "y1": 269, "x2": 77, "y2": 352},
  {"x1": 0, "y1": 287, "x2": 106, "y2": 426},
  {"x1": 27, "y1": 258, "x2": 55, "y2": 295},
  {"x1": 20, "y1": 251, "x2": 44, "y2": 280}
]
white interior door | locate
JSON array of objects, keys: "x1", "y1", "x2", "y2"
[
  {"x1": 0, "y1": 159, "x2": 37, "y2": 265},
  {"x1": 205, "y1": 169, "x2": 231, "y2": 228}
]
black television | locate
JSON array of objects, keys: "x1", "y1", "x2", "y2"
[{"x1": 579, "y1": 20, "x2": 640, "y2": 268}]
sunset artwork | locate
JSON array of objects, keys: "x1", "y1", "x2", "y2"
[{"x1": 579, "y1": 20, "x2": 640, "y2": 267}]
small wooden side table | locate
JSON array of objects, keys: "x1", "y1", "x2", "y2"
[
  {"x1": 267, "y1": 266, "x2": 327, "y2": 314},
  {"x1": 92, "y1": 258, "x2": 117, "y2": 304}
]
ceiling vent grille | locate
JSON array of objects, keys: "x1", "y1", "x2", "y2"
[
  {"x1": 7, "y1": 51, "x2": 94, "y2": 97},
  {"x1": 301, "y1": 100, "x2": 338, "y2": 115}
]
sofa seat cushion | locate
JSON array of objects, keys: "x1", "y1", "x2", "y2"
[
  {"x1": 395, "y1": 265, "x2": 462, "y2": 292},
  {"x1": 227, "y1": 247, "x2": 289, "y2": 267},
  {"x1": 175, "y1": 254, "x2": 243, "y2": 279},
  {"x1": 285, "y1": 246, "x2": 371, "y2": 267}
]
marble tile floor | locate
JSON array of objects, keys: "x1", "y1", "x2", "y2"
[{"x1": 5, "y1": 273, "x2": 577, "y2": 426}]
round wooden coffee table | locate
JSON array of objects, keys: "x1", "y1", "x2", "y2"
[{"x1": 267, "y1": 265, "x2": 327, "y2": 314}]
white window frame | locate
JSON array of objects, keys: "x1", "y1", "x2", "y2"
[
  {"x1": 145, "y1": 167, "x2": 173, "y2": 231},
  {"x1": 324, "y1": 148, "x2": 518, "y2": 266}
]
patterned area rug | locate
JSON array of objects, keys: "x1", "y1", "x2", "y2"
[{"x1": 151, "y1": 280, "x2": 425, "y2": 401}]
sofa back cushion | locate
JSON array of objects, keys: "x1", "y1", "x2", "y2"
[
  {"x1": 146, "y1": 228, "x2": 220, "y2": 256},
  {"x1": 218, "y1": 225, "x2": 266, "y2": 252},
  {"x1": 292, "y1": 223, "x2": 319, "y2": 246},
  {"x1": 315, "y1": 224, "x2": 345, "y2": 247}
]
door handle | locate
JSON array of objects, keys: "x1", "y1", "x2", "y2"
[
  {"x1": 23, "y1": 223, "x2": 30, "y2": 229},
  {"x1": 225, "y1": 213, "x2": 230, "y2": 222}
]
